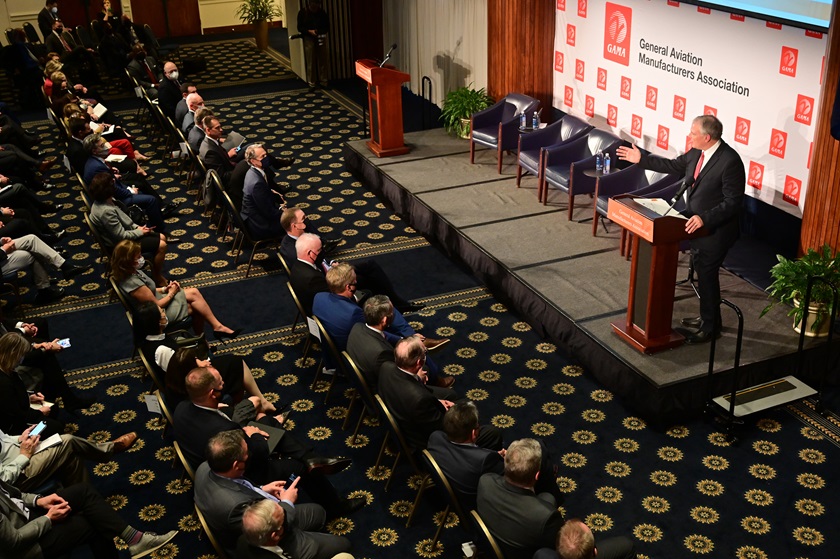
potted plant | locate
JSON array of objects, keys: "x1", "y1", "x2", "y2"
[
  {"x1": 441, "y1": 85, "x2": 494, "y2": 138},
  {"x1": 760, "y1": 244, "x2": 840, "y2": 337},
  {"x1": 235, "y1": 0, "x2": 283, "y2": 51}
]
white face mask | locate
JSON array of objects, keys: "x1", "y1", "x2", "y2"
[
  {"x1": 168, "y1": 70, "x2": 179, "y2": 80},
  {"x1": 136, "y1": 256, "x2": 145, "y2": 269},
  {"x1": 51, "y1": 6, "x2": 58, "y2": 13}
]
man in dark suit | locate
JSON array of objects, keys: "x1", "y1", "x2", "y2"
[
  {"x1": 126, "y1": 47, "x2": 161, "y2": 99},
  {"x1": 0, "y1": 478, "x2": 177, "y2": 559},
  {"x1": 542, "y1": 518, "x2": 636, "y2": 559},
  {"x1": 378, "y1": 336, "x2": 498, "y2": 451},
  {"x1": 617, "y1": 114, "x2": 745, "y2": 343},
  {"x1": 201, "y1": 116, "x2": 238, "y2": 183},
  {"x1": 44, "y1": 20, "x2": 98, "y2": 82},
  {"x1": 477, "y1": 438, "x2": 565, "y2": 559},
  {"x1": 173, "y1": 367, "x2": 362, "y2": 517},
  {"x1": 240, "y1": 143, "x2": 284, "y2": 240},
  {"x1": 181, "y1": 92, "x2": 205, "y2": 134},
  {"x1": 194, "y1": 430, "x2": 356, "y2": 558},
  {"x1": 157, "y1": 62, "x2": 183, "y2": 120},
  {"x1": 188, "y1": 108, "x2": 213, "y2": 155},
  {"x1": 174, "y1": 83, "x2": 197, "y2": 128},
  {"x1": 37, "y1": 1, "x2": 60, "y2": 40}
]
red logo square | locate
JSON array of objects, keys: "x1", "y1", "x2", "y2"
[
  {"x1": 645, "y1": 85, "x2": 658, "y2": 110},
  {"x1": 734, "y1": 117, "x2": 750, "y2": 145},
  {"x1": 667, "y1": 1, "x2": 679, "y2": 6},
  {"x1": 578, "y1": 0, "x2": 587, "y2": 18},
  {"x1": 557, "y1": 0, "x2": 566, "y2": 10},
  {"x1": 575, "y1": 59, "x2": 585, "y2": 81},
  {"x1": 657, "y1": 125, "x2": 669, "y2": 150},
  {"x1": 564, "y1": 86, "x2": 574, "y2": 108},
  {"x1": 697, "y1": 6, "x2": 711, "y2": 14},
  {"x1": 780, "y1": 47, "x2": 798, "y2": 77},
  {"x1": 631, "y1": 114, "x2": 642, "y2": 138},
  {"x1": 703, "y1": 106, "x2": 717, "y2": 117},
  {"x1": 597, "y1": 67, "x2": 607, "y2": 90},
  {"x1": 769, "y1": 129, "x2": 787, "y2": 158},
  {"x1": 783, "y1": 176, "x2": 801, "y2": 205},
  {"x1": 673, "y1": 95, "x2": 686, "y2": 121},
  {"x1": 620, "y1": 76, "x2": 632, "y2": 100},
  {"x1": 795, "y1": 94, "x2": 814, "y2": 125},
  {"x1": 767, "y1": 21, "x2": 782, "y2": 29},
  {"x1": 585, "y1": 95, "x2": 595, "y2": 117},
  {"x1": 603, "y1": 3, "x2": 632, "y2": 66},
  {"x1": 806, "y1": 30, "x2": 823, "y2": 39},
  {"x1": 567, "y1": 24, "x2": 576, "y2": 46},
  {"x1": 730, "y1": 14, "x2": 745, "y2": 21},
  {"x1": 747, "y1": 162, "x2": 764, "y2": 189},
  {"x1": 555, "y1": 51, "x2": 564, "y2": 73},
  {"x1": 607, "y1": 104, "x2": 618, "y2": 127}
]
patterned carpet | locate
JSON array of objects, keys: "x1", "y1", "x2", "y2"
[{"x1": 7, "y1": 38, "x2": 838, "y2": 559}]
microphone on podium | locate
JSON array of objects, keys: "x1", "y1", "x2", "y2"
[
  {"x1": 379, "y1": 44, "x2": 398, "y2": 68},
  {"x1": 662, "y1": 176, "x2": 694, "y2": 217}
]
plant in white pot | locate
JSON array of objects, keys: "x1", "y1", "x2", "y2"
[{"x1": 235, "y1": 0, "x2": 283, "y2": 51}]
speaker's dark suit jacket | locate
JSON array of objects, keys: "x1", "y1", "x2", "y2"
[
  {"x1": 427, "y1": 430, "x2": 503, "y2": 512},
  {"x1": 346, "y1": 322, "x2": 392, "y2": 387},
  {"x1": 377, "y1": 362, "x2": 446, "y2": 450},
  {"x1": 477, "y1": 472, "x2": 564, "y2": 559},
  {"x1": 290, "y1": 260, "x2": 328, "y2": 316}
]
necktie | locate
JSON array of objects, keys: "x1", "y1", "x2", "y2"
[
  {"x1": 58, "y1": 33, "x2": 71, "y2": 52},
  {"x1": 693, "y1": 152, "x2": 705, "y2": 182},
  {"x1": 232, "y1": 477, "x2": 279, "y2": 502},
  {"x1": 144, "y1": 62, "x2": 158, "y2": 85}
]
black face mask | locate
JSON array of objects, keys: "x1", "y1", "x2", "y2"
[{"x1": 136, "y1": 53, "x2": 146, "y2": 61}]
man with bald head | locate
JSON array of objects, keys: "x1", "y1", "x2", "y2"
[
  {"x1": 157, "y1": 61, "x2": 182, "y2": 119},
  {"x1": 181, "y1": 92, "x2": 205, "y2": 134}
]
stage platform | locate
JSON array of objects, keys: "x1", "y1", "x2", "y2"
[{"x1": 345, "y1": 129, "x2": 835, "y2": 424}]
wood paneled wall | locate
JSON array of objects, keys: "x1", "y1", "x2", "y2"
[
  {"x1": 486, "y1": 0, "x2": 554, "y2": 120},
  {"x1": 798, "y1": 8, "x2": 840, "y2": 255}
]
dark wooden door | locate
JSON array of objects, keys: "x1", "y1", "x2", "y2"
[{"x1": 130, "y1": 0, "x2": 201, "y2": 38}]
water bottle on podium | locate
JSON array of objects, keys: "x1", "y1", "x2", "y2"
[{"x1": 595, "y1": 150, "x2": 603, "y2": 172}]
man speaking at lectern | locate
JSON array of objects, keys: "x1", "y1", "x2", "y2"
[{"x1": 617, "y1": 114, "x2": 745, "y2": 344}]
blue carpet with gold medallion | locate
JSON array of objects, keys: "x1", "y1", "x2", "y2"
[{"x1": 7, "y1": 38, "x2": 839, "y2": 559}]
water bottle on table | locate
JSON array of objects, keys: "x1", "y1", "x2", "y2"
[
  {"x1": 595, "y1": 150, "x2": 603, "y2": 172},
  {"x1": 604, "y1": 152, "x2": 611, "y2": 174}
]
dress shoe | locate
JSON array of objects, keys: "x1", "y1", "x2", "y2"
[
  {"x1": 431, "y1": 375, "x2": 455, "y2": 389},
  {"x1": 680, "y1": 316, "x2": 703, "y2": 328},
  {"x1": 684, "y1": 329, "x2": 721, "y2": 345},
  {"x1": 60, "y1": 263, "x2": 91, "y2": 280},
  {"x1": 128, "y1": 530, "x2": 179, "y2": 559},
  {"x1": 398, "y1": 302, "x2": 426, "y2": 313},
  {"x1": 111, "y1": 432, "x2": 138, "y2": 453},
  {"x1": 332, "y1": 496, "x2": 365, "y2": 517},
  {"x1": 162, "y1": 202, "x2": 181, "y2": 217},
  {"x1": 321, "y1": 238, "x2": 342, "y2": 253},
  {"x1": 38, "y1": 202, "x2": 60, "y2": 214},
  {"x1": 423, "y1": 337, "x2": 450, "y2": 351},
  {"x1": 54, "y1": 229, "x2": 67, "y2": 242},
  {"x1": 304, "y1": 456, "x2": 352, "y2": 476},
  {"x1": 165, "y1": 237, "x2": 181, "y2": 244},
  {"x1": 212, "y1": 328, "x2": 242, "y2": 341},
  {"x1": 63, "y1": 393, "x2": 96, "y2": 411},
  {"x1": 38, "y1": 157, "x2": 57, "y2": 173},
  {"x1": 42, "y1": 182, "x2": 57, "y2": 190},
  {"x1": 274, "y1": 157, "x2": 296, "y2": 168},
  {"x1": 34, "y1": 286, "x2": 65, "y2": 305}
]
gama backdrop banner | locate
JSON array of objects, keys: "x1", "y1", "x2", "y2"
[{"x1": 553, "y1": 0, "x2": 827, "y2": 216}]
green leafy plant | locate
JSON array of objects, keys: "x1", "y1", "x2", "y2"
[
  {"x1": 760, "y1": 244, "x2": 840, "y2": 333},
  {"x1": 440, "y1": 85, "x2": 494, "y2": 137},
  {"x1": 235, "y1": 0, "x2": 283, "y2": 24}
]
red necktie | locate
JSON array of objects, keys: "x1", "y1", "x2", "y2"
[
  {"x1": 144, "y1": 62, "x2": 159, "y2": 85},
  {"x1": 693, "y1": 152, "x2": 705, "y2": 182},
  {"x1": 58, "y1": 33, "x2": 71, "y2": 52}
]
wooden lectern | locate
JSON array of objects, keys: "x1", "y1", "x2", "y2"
[
  {"x1": 607, "y1": 195, "x2": 704, "y2": 354},
  {"x1": 355, "y1": 59, "x2": 410, "y2": 157}
]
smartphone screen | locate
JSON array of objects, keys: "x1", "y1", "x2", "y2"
[
  {"x1": 58, "y1": 338, "x2": 71, "y2": 348},
  {"x1": 30, "y1": 421, "x2": 47, "y2": 437}
]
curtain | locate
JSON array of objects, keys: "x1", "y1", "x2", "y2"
[{"x1": 382, "y1": 0, "x2": 487, "y2": 107}]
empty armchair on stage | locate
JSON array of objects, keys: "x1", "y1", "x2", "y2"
[
  {"x1": 592, "y1": 165, "x2": 681, "y2": 236},
  {"x1": 540, "y1": 128, "x2": 626, "y2": 219},
  {"x1": 470, "y1": 93, "x2": 540, "y2": 173},
  {"x1": 516, "y1": 115, "x2": 593, "y2": 188}
]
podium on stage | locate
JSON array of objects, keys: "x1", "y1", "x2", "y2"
[
  {"x1": 607, "y1": 195, "x2": 705, "y2": 354},
  {"x1": 355, "y1": 59, "x2": 410, "y2": 157}
]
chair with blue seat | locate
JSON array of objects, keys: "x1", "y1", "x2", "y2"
[
  {"x1": 592, "y1": 165, "x2": 681, "y2": 236},
  {"x1": 539, "y1": 128, "x2": 625, "y2": 220},
  {"x1": 516, "y1": 115, "x2": 593, "y2": 188},
  {"x1": 470, "y1": 93, "x2": 540, "y2": 173}
]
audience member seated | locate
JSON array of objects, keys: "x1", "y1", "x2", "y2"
[
  {"x1": 134, "y1": 299, "x2": 273, "y2": 410},
  {"x1": 158, "y1": 62, "x2": 184, "y2": 120},
  {"x1": 0, "y1": 478, "x2": 178, "y2": 558},
  {"x1": 88, "y1": 173, "x2": 168, "y2": 284},
  {"x1": 477, "y1": 438, "x2": 565, "y2": 559},
  {"x1": 176, "y1": 370, "x2": 363, "y2": 516},
  {"x1": 188, "y1": 107, "x2": 213, "y2": 154},
  {"x1": 181, "y1": 91, "x2": 205, "y2": 134},
  {"x1": 0, "y1": 202, "x2": 63, "y2": 246},
  {"x1": 44, "y1": 20, "x2": 99, "y2": 83},
  {"x1": 0, "y1": 112, "x2": 41, "y2": 156},
  {"x1": 347, "y1": 295, "x2": 453, "y2": 388},
  {"x1": 0, "y1": 423, "x2": 136, "y2": 491},
  {"x1": 378, "y1": 336, "x2": 501, "y2": 451},
  {"x1": 0, "y1": 147, "x2": 55, "y2": 190},
  {"x1": 111, "y1": 239, "x2": 239, "y2": 340},
  {"x1": 0, "y1": 233, "x2": 87, "y2": 304},
  {"x1": 49, "y1": 71, "x2": 109, "y2": 121},
  {"x1": 240, "y1": 143, "x2": 285, "y2": 240},
  {"x1": 201, "y1": 116, "x2": 239, "y2": 185},
  {"x1": 126, "y1": 45, "x2": 161, "y2": 99},
  {"x1": 312, "y1": 262, "x2": 446, "y2": 353},
  {"x1": 0, "y1": 331, "x2": 98, "y2": 437},
  {"x1": 195, "y1": 430, "x2": 360, "y2": 556},
  {"x1": 534, "y1": 518, "x2": 636, "y2": 559},
  {"x1": 174, "y1": 83, "x2": 197, "y2": 127},
  {"x1": 238, "y1": 498, "x2": 354, "y2": 559},
  {"x1": 66, "y1": 117, "x2": 146, "y2": 177}
]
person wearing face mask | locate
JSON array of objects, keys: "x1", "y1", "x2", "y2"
[
  {"x1": 158, "y1": 62, "x2": 183, "y2": 120},
  {"x1": 126, "y1": 46, "x2": 161, "y2": 99},
  {"x1": 37, "y1": 1, "x2": 60, "y2": 40},
  {"x1": 87, "y1": 172, "x2": 169, "y2": 286},
  {"x1": 44, "y1": 20, "x2": 99, "y2": 83},
  {"x1": 240, "y1": 143, "x2": 286, "y2": 241},
  {"x1": 111, "y1": 240, "x2": 240, "y2": 340},
  {"x1": 181, "y1": 92, "x2": 205, "y2": 134}
]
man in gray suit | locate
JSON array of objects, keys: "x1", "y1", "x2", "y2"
[
  {"x1": 194, "y1": 430, "x2": 355, "y2": 558},
  {"x1": 0, "y1": 478, "x2": 177, "y2": 558},
  {"x1": 477, "y1": 438, "x2": 565, "y2": 559}
]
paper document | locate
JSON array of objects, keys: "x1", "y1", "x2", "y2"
[
  {"x1": 30, "y1": 400, "x2": 53, "y2": 411},
  {"x1": 34, "y1": 433, "x2": 62, "y2": 454},
  {"x1": 222, "y1": 131, "x2": 246, "y2": 150},
  {"x1": 634, "y1": 198, "x2": 687, "y2": 219},
  {"x1": 91, "y1": 103, "x2": 108, "y2": 119},
  {"x1": 105, "y1": 154, "x2": 127, "y2": 163}
]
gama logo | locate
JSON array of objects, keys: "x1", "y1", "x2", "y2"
[
  {"x1": 607, "y1": 104, "x2": 618, "y2": 127},
  {"x1": 585, "y1": 95, "x2": 595, "y2": 117},
  {"x1": 604, "y1": 3, "x2": 632, "y2": 66},
  {"x1": 578, "y1": 0, "x2": 587, "y2": 18},
  {"x1": 747, "y1": 161, "x2": 764, "y2": 189},
  {"x1": 564, "y1": 86, "x2": 574, "y2": 108},
  {"x1": 673, "y1": 95, "x2": 686, "y2": 121},
  {"x1": 657, "y1": 125, "x2": 669, "y2": 150},
  {"x1": 567, "y1": 24, "x2": 576, "y2": 46},
  {"x1": 597, "y1": 67, "x2": 607, "y2": 90},
  {"x1": 794, "y1": 94, "x2": 814, "y2": 125},
  {"x1": 555, "y1": 51, "x2": 564, "y2": 73},
  {"x1": 783, "y1": 175, "x2": 801, "y2": 205},
  {"x1": 620, "y1": 76, "x2": 632, "y2": 100},
  {"x1": 575, "y1": 59, "x2": 585, "y2": 81},
  {"x1": 734, "y1": 117, "x2": 750, "y2": 145},
  {"x1": 780, "y1": 46, "x2": 798, "y2": 77},
  {"x1": 631, "y1": 114, "x2": 643, "y2": 138},
  {"x1": 769, "y1": 129, "x2": 787, "y2": 158},
  {"x1": 646, "y1": 86, "x2": 658, "y2": 110}
]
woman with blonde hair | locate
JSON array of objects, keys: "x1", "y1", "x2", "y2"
[{"x1": 111, "y1": 239, "x2": 240, "y2": 340}]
